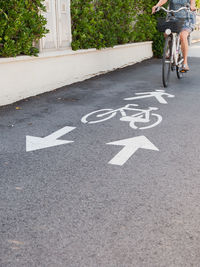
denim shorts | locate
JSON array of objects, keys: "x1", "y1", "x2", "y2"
[{"x1": 181, "y1": 13, "x2": 196, "y2": 32}]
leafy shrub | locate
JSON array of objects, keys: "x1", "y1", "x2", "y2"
[
  {"x1": 71, "y1": 0, "x2": 137, "y2": 50},
  {"x1": 0, "y1": 0, "x2": 48, "y2": 57},
  {"x1": 1, "y1": 0, "x2": 198, "y2": 58},
  {"x1": 71, "y1": 0, "x2": 165, "y2": 57},
  {"x1": 134, "y1": 0, "x2": 165, "y2": 57},
  {"x1": 72, "y1": 0, "x2": 200, "y2": 57}
]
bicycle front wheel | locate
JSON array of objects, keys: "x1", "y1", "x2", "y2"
[
  {"x1": 162, "y1": 36, "x2": 172, "y2": 88},
  {"x1": 81, "y1": 109, "x2": 116, "y2": 124},
  {"x1": 176, "y1": 44, "x2": 184, "y2": 79}
]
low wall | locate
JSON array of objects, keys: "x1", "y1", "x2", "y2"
[{"x1": 0, "y1": 41, "x2": 153, "y2": 106}]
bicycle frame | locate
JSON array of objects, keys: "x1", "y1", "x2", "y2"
[
  {"x1": 155, "y1": 5, "x2": 195, "y2": 87},
  {"x1": 156, "y1": 5, "x2": 194, "y2": 69},
  {"x1": 170, "y1": 33, "x2": 183, "y2": 67}
]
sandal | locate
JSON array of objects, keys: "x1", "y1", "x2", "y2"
[{"x1": 180, "y1": 64, "x2": 190, "y2": 73}]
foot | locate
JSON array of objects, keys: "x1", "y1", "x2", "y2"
[{"x1": 180, "y1": 64, "x2": 190, "y2": 73}]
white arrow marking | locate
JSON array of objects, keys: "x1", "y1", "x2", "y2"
[
  {"x1": 107, "y1": 136, "x2": 159, "y2": 166},
  {"x1": 26, "y1": 126, "x2": 76, "y2": 152}
]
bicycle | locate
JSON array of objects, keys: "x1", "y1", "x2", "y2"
[
  {"x1": 81, "y1": 104, "x2": 162, "y2": 130},
  {"x1": 155, "y1": 5, "x2": 195, "y2": 87}
]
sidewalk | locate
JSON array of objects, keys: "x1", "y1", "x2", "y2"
[{"x1": 188, "y1": 41, "x2": 200, "y2": 57}]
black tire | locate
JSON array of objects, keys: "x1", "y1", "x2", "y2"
[
  {"x1": 162, "y1": 36, "x2": 172, "y2": 88},
  {"x1": 176, "y1": 65, "x2": 183, "y2": 79},
  {"x1": 176, "y1": 48, "x2": 183, "y2": 79}
]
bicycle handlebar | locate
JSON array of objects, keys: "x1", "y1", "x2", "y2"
[{"x1": 155, "y1": 6, "x2": 195, "y2": 14}]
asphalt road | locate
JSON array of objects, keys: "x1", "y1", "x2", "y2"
[{"x1": 1, "y1": 47, "x2": 200, "y2": 267}]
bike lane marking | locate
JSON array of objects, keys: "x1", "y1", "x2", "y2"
[
  {"x1": 124, "y1": 89, "x2": 175, "y2": 104},
  {"x1": 107, "y1": 136, "x2": 159, "y2": 166},
  {"x1": 25, "y1": 89, "x2": 175, "y2": 166},
  {"x1": 81, "y1": 105, "x2": 162, "y2": 130},
  {"x1": 26, "y1": 126, "x2": 76, "y2": 152}
]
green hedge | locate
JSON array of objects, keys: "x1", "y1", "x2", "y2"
[
  {"x1": 0, "y1": 0, "x2": 48, "y2": 57},
  {"x1": 71, "y1": 0, "x2": 165, "y2": 57},
  {"x1": 0, "y1": 0, "x2": 198, "y2": 58},
  {"x1": 71, "y1": 0, "x2": 137, "y2": 50}
]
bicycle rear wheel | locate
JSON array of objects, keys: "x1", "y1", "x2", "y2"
[{"x1": 162, "y1": 36, "x2": 172, "y2": 88}]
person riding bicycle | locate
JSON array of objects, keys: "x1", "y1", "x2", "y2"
[{"x1": 152, "y1": 0, "x2": 196, "y2": 72}]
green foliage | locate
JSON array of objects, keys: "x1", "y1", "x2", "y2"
[
  {"x1": 196, "y1": 0, "x2": 200, "y2": 8},
  {"x1": 0, "y1": 0, "x2": 48, "y2": 57},
  {"x1": 134, "y1": 0, "x2": 166, "y2": 57},
  {"x1": 71, "y1": 0, "x2": 137, "y2": 50},
  {"x1": 71, "y1": 0, "x2": 165, "y2": 57}
]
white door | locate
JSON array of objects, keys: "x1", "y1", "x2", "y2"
[{"x1": 40, "y1": 0, "x2": 72, "y2": 51}]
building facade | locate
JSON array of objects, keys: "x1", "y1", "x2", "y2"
[{"x1": 40, "y1": 0, "x2": 72, "y2": 52}]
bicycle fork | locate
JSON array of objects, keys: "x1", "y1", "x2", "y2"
[{"x1": 175, "y1": 34, "x2": 183, "y2": 67}]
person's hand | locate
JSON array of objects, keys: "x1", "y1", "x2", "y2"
[
  {"x1": 152, "y1": 6, "x2": 158, "y2": 14},
  {"x1": 190, "y1": 4, "x2": 196, "y2": 11}
]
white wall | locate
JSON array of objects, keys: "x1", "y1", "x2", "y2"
[{"x1": 0, "y1": 41, "x2": 152, "y2": 107}]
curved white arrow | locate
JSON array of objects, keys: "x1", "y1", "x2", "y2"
[
  {"x1": 26, "y1": 126, "x2": 76, "y2": 152},
  {"x1": 107, "y1": 136, "x2": 159, "y2": 166}
]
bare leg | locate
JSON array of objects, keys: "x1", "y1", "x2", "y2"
[{"x1": 180, "y1": 30, "x2": 190, "y2": 68}]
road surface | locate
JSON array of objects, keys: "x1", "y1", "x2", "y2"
[{"x1": 1, "y1": 44, "x2": 200, "y2": 267}]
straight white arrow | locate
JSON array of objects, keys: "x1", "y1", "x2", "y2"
[
  {"x1": 107, "y1": 136, "x2": 159, "y2": 166},
  {"x1": 26, "y1": 126, "x2": 76, "y2": 152}
]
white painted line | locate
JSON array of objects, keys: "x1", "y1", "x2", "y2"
[
  {"x1": 26, "y1": 126, "x2": 76, "y2": 152},
  {"x1": 107, "y1": 136, "x2": 159, "y2": 166},
  {"x1": 124, "y1": 90, "x2": 175, "y2": 104}
]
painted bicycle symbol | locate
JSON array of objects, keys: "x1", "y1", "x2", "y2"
[{"x1": 81, "y1": 104, "x2": 162, "y2": 130}]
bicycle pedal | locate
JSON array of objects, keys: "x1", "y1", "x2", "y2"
[{"x1": 180, "y1": 69, "x2": 189, "y2": 73}]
